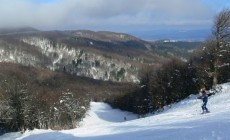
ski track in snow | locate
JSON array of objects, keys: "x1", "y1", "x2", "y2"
[{"x1": 1, "y1": 83, "x2": 230, "y2": 140}]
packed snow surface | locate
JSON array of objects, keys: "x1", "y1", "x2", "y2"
[{"x1": 1, "y1": 83, "x2": 230, "y2": 140}]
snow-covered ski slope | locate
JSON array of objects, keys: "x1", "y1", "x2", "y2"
[{"x1": 1, "y1": 83, "x2": 230, "y2": 140}]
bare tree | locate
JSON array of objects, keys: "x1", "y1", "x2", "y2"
[
  {"x1": 0, "y1": 79, "x2": 30, "y2": 132},
  {"x1": 212, "y1": 8, "x2": 230, "y2": 88}
]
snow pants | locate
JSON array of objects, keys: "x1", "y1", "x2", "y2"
[{"x1": 202, "y1": 101, "x2": 208, "y2": 112}]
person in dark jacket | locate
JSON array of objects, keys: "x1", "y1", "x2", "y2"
[{"x1": 197, "y1": 87, "x2": 210, "y2": 114}]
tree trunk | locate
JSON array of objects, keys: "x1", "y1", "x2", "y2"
[
  {"x1": 212, "y1": 71, "x2": 218, "y2": 88},
  {"x1": 212, "y1": 38, "x2": 220, "y2": 88}
]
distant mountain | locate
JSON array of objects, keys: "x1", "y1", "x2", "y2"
[
  {"x1": 65, "y1": 30, "x2": 152, "y2": 50},
  {"x1": 0, "y1": 27, "x2": 39, "y2": 35},
  {"x1": 130, "y1": 29, "x2": 211, "y2": 41},
  {"x1": 150, "y1": 40, "x2": 202, "y2": 60},
  {"x1": 0, "y1": 30, "x2": 164, "y2": 82}
]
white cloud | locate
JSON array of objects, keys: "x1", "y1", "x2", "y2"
[{"x1": 0, "y1": 0, "x2": 216, "y2": 30}]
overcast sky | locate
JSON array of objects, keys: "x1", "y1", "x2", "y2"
[{"x1": 0, "y1": 0, "x2": 229, "y2": 33}]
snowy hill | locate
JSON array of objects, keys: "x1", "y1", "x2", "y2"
[
  {"x1": 1, "y1": 83, "x2": 230, "y2": 140},
  {"x1": 0, "y1": 30, "x2": 163, "y2": 83}
]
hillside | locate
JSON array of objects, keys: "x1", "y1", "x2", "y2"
[
  {"x1": 0, "y1": 62, "x2": 133, "y2": 101},
  {"x1": 151, "y1": 40, "x2": 201, "y2": 60},
  {"x1": 0, "y1": 62, "x2": 136, "y2": 131},
  {"x1": 0, "y1": 30, "x2": 164, "y2": 83},
  {"x1": 2, "y1": 83, "x2": 230, "y2": 140}
]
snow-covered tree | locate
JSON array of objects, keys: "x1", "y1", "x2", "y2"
[
  {"x1": 50, "y1": 91, "x2": 87, "y2": 129},
  {"x1": 0, "y1": 79, "x2": 30, "y2": 132},
  {"x1": 211, "y1": 8, "x2": 230, "y2": 87}
]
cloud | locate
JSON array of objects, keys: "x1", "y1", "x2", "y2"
[
  {"x1": 0, "y1": 0, "x2": 218, "y2": 31},
  {"x1": 0, "y1": 0, "x2": 71, "y2": 28}
]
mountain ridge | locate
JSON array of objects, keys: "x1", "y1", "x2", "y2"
[
  {"x1": 0, "y1": 27, "x2": 39, "y2": 35},
  {"x1": 0, "y1": 29, "x2": 164, "y2": 82}
]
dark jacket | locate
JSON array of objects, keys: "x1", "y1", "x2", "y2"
[{"x1": 197, "y1": 91, "x2": 208, "y2": 102}]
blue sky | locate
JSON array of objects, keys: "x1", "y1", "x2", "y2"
[
  {"x1": 31, "y1": 0, "x2": 61, "y2": 4},
  {"x1": 201, "y1": 0, "x2": 230, "y2": 11},
  {"x1": 0, "y1": 0, "x2": 229, "y2": 40}
]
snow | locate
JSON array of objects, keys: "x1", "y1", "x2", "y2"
[{"x1": 1, "y1": 83, "x2": 230, "y2": 140}]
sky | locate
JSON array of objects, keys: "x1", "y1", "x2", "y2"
[{"x1": 0, "y1": 0, "x2": 229, "y2": 39}]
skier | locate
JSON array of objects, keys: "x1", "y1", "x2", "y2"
[{"x1": 197, "y1": 87, "x2": 210, "y2": 114}]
